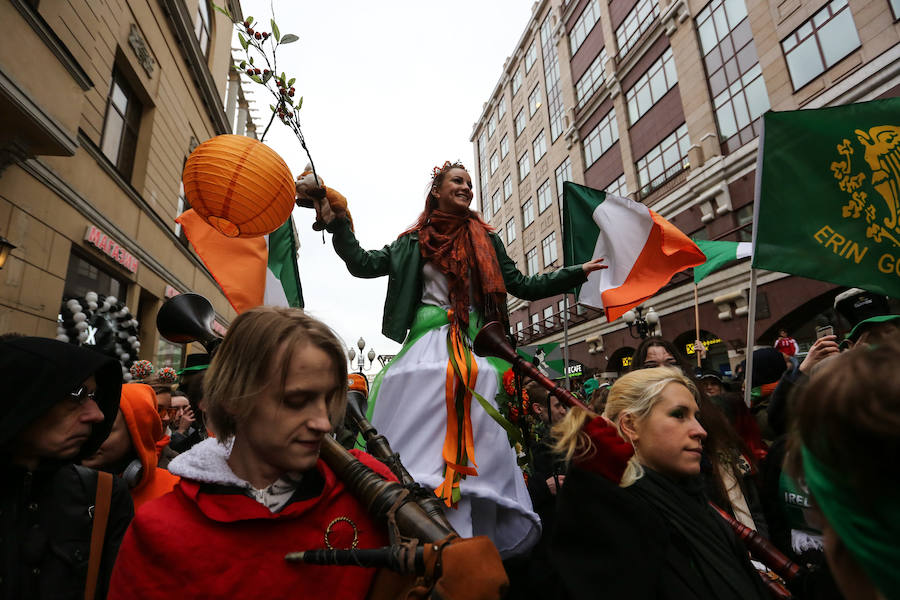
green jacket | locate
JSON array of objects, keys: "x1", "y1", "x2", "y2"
[{"x1": 328, "y1": 218, "x2": 589, "y2": 344}]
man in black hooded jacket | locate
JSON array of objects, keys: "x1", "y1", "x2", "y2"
[{"x1": 0, "y1": 336, "x2": 134, "y2": 600}]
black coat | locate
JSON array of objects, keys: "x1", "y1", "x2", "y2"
[
  {"x1": 551, "y1": 467, "x2": 768, "y2": 600},
  {"x1": 1, "y1": 337, "x2": 132, "y2": 599},
  {"x1": 1, "y1": 463, "x2": 133, "y2": 600}
]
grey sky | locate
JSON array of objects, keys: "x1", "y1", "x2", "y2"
[{"x1": 235, "y1": 0, "x2": 533, "y2": 372}]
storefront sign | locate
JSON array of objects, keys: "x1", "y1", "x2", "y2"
[
  {"x1": 84, "y1": 226, "x2": 139, "y2": 273},
  {"x1": 686, "y1": 337, "x2": 723, "y2": 355},
  {"x1": 566, "y1": 363, "x2": 583, "y2": 377},
  {"x1": 621, "y1": 355, "x2": 633, "y2": 367}
]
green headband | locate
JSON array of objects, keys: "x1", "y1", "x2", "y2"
[{"x1": 801, "y1": 445, "x2": 900, "y2": 600}]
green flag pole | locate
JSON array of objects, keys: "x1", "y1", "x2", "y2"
[
  {"x1": 562, "y1": 293, "x2": 571, "y2": 391},
  {"x1": 744, "y1": 118, "x2": 766, "y2": 408},
  {"x1": 743, "y1": 268, "x2": 758, "y2": 408}
]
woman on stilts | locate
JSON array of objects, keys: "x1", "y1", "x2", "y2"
[{"x1": 304, "y1": 161, "x2": 605, "y2": 557}]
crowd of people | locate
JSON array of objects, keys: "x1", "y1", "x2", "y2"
[{"x1": 1, "y1": 160, "x2": 898, "y2": 600}]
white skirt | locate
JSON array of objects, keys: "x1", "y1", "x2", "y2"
[{"x1": 370, "y1": 322, "x2": 541, "y2": 558}]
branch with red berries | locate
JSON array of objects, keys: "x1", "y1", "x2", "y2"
[{"x1": 213, "y1": 3, "x2": 319, "y2": 184}]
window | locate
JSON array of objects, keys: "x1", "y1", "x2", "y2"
[
  {"x1": 606, "y1": 173, "x2": 628, "y2": 198},
  {"x1": 533, "y1": 130, "x2": 547, "y2": 163},
  {"x1": 625, "y1": 48, "x2": 678, "y2": 124},
  {"x1": 522, "y1": 197, "x2": 535, "y2": 228},
  {"x1": 516, "y1": 321, "x2": 524, "y2": 339},
  {"x1": 488, "y1": 114, "x2": 497, "y2": 138},
  {"x1": 518, "y1": 151, "x2": 531, "y2": 181},
  {"x1": 537, "y1": 179, "x2": 553, "y2": 213},
  {"x1": 541, "y1": 14, "x2": 566, "y2": 141},
  {"x1": 542, "y1": 231, "x2": 558, "y2": 266},
  {"x1": 569, "y1": 0, "x2": 601, "y2": 55},
  {"x1": 557, "y1": 299, "x2": 568, "y2": 321},
  {"x1": 635, "y1": 124, "x2": 691, "y2": 196},
  {"x1": 101, "y1": 69, "x2": 142, "y2": 179},
  {"x1": 544, "y1": 306, "x2": 555, "y2": 328},
  {"x1": 482, "y1": 195, "x2": 492, "y2": 220},
  {"x1": 490, "y1": 152, "x2": 499, "y2": 175},
  {"x1": 583, "y1": 107, "x2": 619, "y2": 166},
  {"x1": 478, "y1": 130, "x2": 489, "y2": 200},
  {"x1": 529, "y1": 84, "x2": 542, "y2": 117},
  {"x1": 498, "y1": 96, "x2": 507, "y2": 119},
  {"x1": 500, "y1": 134, "x2": 509, "y2": 159},
  {"x1": 525, "y1": 41, "x2": 538, "y2": 72},
  {"x1": 503, "y1": 175, "x2": 513, "y2": 200},
  {"x1": 512, "y1": 67, "x2": 523, "y2": 95},
  {"x1": 616, "y1": 0, "x2": 659, "y2": 57},
  {"x1": 526, "y1": 247, "x2": 539, "y2": 276},
  {"x1": 555, "y1": 157, "x2": 572, "y2": 213},
  {"x1": 892, "y1": 0, "x2": 900, "y2": 20},
  {"x1": 736, "y1": 204, "x2": 753, "y2": 241},
  {"x1": 492, "y1": 189, "x2": 502, "y2": 214},
  {"x1": 194, "y1": 0, "x2": 211, "y2": 56},
  {"x1": 781, "y1": 0, "x2": 860, "y2": 90},
  {"x1": 531, "y1": 312, "x2": 541, "y2": 334},
  {"x1": 175, "y1": 182, "x2": 188, "y2": 241},
  {"x1": 575, "y1": 48, "x2": 608, "y2": 109},
  {"x1": 506, "y1": 217, "x2": 517, "y2": 242},
  {"x1": 698, "y1": 0, "x2": 770, "y2": 153},
  {"x1": 515, "y1": 109, "x2": 527, "y2": 137}
]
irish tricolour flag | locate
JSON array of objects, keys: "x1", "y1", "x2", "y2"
[
  {"x1": 563, "y1": 182, "x2": 704, "y2": 322},
  {"x1": 176, "y1": 208, "x2": 303, "y2": 313},
  {"x1": 693, "y1": 239, "x2": 753, "y2": 283}
]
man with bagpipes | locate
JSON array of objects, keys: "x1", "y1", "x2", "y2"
[{"x1": 108, "y1": 296, "x2": 508, "y2": 599}]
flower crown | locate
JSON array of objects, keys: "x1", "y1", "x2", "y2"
[{"x1": 431, "y1": 160, "x2": 466, "y2": 181}]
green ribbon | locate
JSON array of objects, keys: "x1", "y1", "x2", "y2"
[
  {"x1": 801, "y1": 445, "x2": 900, "y2": 600},
  {"x1": 361, "y1": 305, "x2": 517, "y2": 448}
]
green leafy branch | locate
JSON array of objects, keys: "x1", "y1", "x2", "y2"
[{"x1": 213, "y1": 3, "x2": 318, "y2": 184}]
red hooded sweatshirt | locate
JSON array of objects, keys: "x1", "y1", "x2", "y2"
[
  {"x1": 108, "y1": 438, "x2": 393, "y2": 599},
  {"x1": 119, "y1": 384, "x2": 180, "y2": 509}
]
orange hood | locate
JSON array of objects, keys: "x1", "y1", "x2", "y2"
[{"x1": 120, "y1": 384, "x2": 179, "y2": 507}]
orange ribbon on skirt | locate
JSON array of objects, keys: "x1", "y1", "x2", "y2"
[{"x1": 434, "y1": 315, "x2": 479, "y2": 508}]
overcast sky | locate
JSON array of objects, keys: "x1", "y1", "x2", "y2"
[{"x1": 234, "y1": 1, "x2": 533, "y2": 372}]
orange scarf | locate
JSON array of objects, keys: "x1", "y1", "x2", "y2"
[{"x1": 418, "y1": 210, "x2": 506, "y2": 332}]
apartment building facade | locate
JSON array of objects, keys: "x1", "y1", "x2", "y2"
[
  {"x1": 472, "y1": 0, "x2": 900, "y2": 376},
  {"x1": 0, "y1": 0, "x2": 250, "y2": 367}
]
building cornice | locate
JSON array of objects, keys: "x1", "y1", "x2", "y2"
[
  {"x1": 9, "y1": 0, "x2": 93, "y2": 91},
  {"x1": 0, "y1": 63, "x2": 79, "y2": 157},
  {"x1": 159, "y1": 0, "x2": 231, "y2": 135}
]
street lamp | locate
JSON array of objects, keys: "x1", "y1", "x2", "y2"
[
  {"x1": 622, "y1": 306, "x2": 659, "y2": 339},
  {"x1": 0, "y1": 236, "x2": 16, "y2": 269},
  {"x1": 349, "y1": 337, "x2": 377, "y2": 373}
]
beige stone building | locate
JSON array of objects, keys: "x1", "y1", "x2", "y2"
[
  {"x1": 0, "y1": 0, "x2": 254, "y2": 368},
  {"x1": 472, "y1": 0, "x2": 900, "y2": 377}
]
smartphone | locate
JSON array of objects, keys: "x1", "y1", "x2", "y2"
[{"x1": 816, "y1": 325, "x2": 834, "y2": 339}]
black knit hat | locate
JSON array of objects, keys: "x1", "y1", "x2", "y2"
[
  {"x1": 1, "y1": 337, "x2": 122, "y2": 459},
  {"x1": 737, "y1": 347, "x2": 787, "y2": 389}
]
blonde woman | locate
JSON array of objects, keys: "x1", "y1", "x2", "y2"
[{"x1": 549, "y1": 367, "x2": 769, "y2": 600}]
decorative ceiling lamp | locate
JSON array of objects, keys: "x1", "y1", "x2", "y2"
[{"x1": 182, "y1": 134, "x2": 295, "y2": 238}]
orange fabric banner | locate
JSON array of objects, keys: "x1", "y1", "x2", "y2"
[{"x1": 176, "y1": 209, "x2": 267, "y2": 313}]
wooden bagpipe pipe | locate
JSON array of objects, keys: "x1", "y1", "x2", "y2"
[
  {"x1": 472, "y1": 321, "x2": 804, "y2": 600},
  {"x1": 156, "y1": 294, "x2": 508, "y2": 599}
]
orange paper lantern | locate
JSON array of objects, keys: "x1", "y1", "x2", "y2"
[{"x1": 182, "y1": 134, "x2": 295, "y2": 238}]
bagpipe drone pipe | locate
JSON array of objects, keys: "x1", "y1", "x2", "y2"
[
  {"x1": 473, "y1": 321, "x2": 803, "y2": 600},
  {"x1": 156, "y1": 294, "x2": 508, "y2": 599}
]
